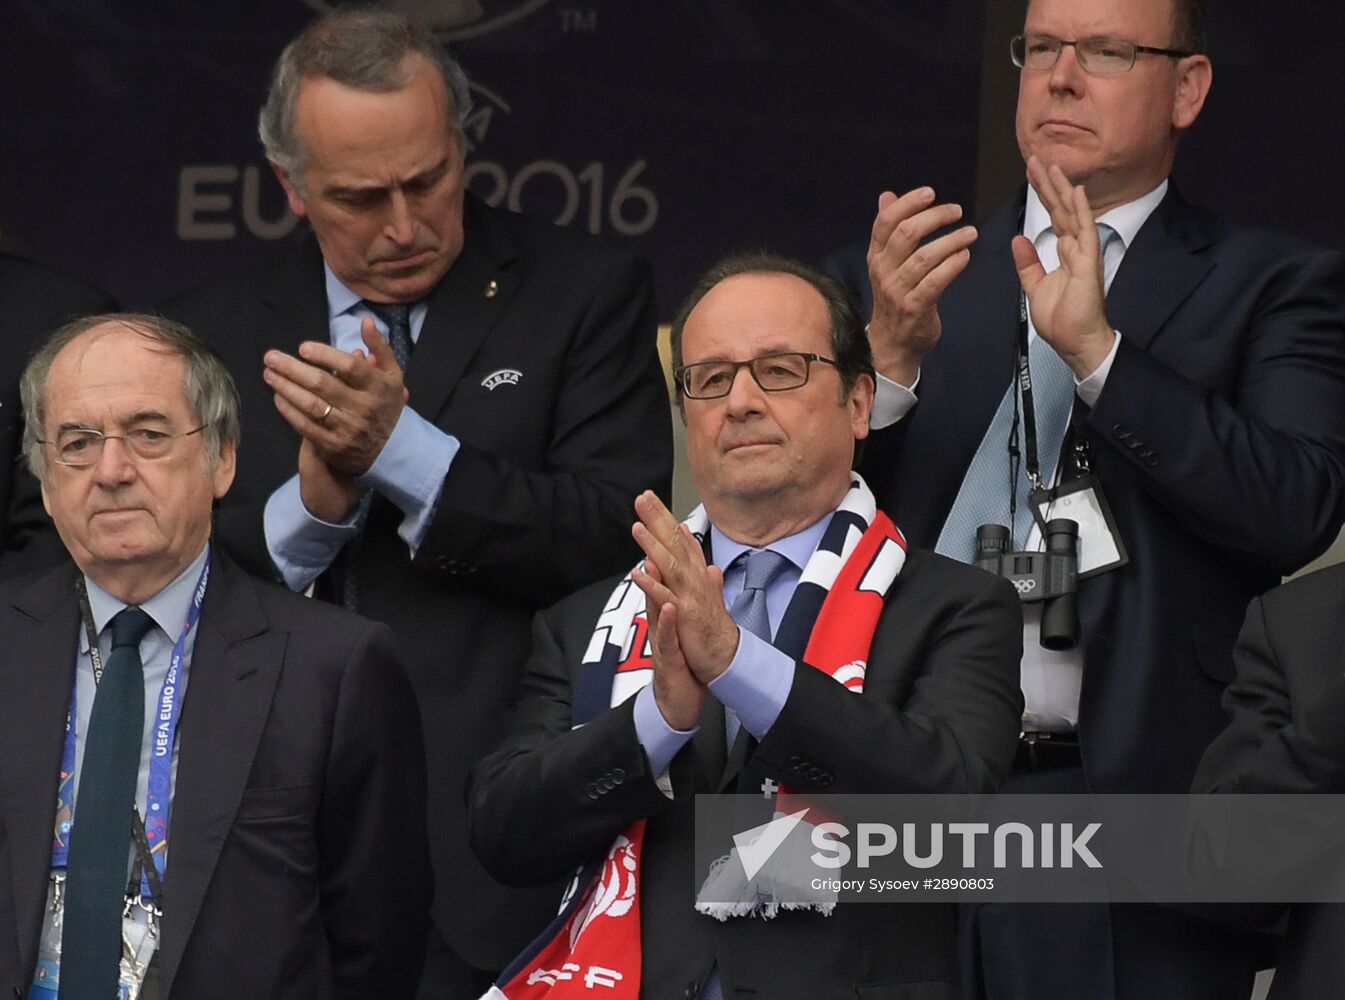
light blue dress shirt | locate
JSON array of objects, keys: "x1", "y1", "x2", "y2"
[
  {"x1": 262, "y1": 265, "x2": 459, "y2": 590},
  {"x1": 632, "y1": 513, "x2": 834, "y2": 778}
]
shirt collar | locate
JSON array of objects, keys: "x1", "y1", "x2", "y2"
[
  {"x1": 710, "y1": 511, "x2": 834, "y2": 575},
  {"x1": 81, "y1": 542, "x2": 210, "y2": 652},
  {"x1": 323, "y1": 263, "x2": 364, "y2": 321},
  {"x1": 1023, "y1": 178, "x2": 1168, "y2": 251}
]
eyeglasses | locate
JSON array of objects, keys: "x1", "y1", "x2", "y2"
[
  {"x1": 1011, "y1": 33, "x2": 1194, "y2": 75},
  {"x1": 677, "y1": 352, "x2": 840, "y2": 400},
  {"x1": 39, "y1": 425, "x2": 207, "y2": 467}
]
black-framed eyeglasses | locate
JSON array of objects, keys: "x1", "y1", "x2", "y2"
[
  {"x1": 677, "y1": 352, "x2": 840, "y2": 400},
  {"x1": 39, "y1": 425, "x2": 208, "y2": 467},
  {"x1": 1011, "y1": 33, "x2": 1195, "y2": 76}
]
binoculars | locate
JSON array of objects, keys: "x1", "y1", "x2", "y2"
[{"x1": 974, "y1": 519, "x2": 1080, "y2": 650}]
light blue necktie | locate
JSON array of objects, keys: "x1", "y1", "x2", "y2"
[
  {"x1": 935, "y1": 224, "x2": 1119, "y2": 562},
  {"x1": 728, "y1": 549, "x2": 787, "y2": 642},
  {"x1": 724, "y1": 549, "x2": 788, "y2": 746}
]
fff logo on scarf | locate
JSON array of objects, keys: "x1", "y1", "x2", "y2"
[{"x1": 569, "y1": 835, "x2": 637, "y2": 947}]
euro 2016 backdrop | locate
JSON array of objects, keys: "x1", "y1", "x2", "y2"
[{"x1": 1, "y1": 0, "x2": 1339, "y2": 313}]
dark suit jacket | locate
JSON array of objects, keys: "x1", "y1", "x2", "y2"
[
  {"x1": 161, "y1": 194, "x2": 673, "y2": 969},
  {"x1": 1193, "y1": 563, "x2": 1345, "y2": 999},
  {"x1": 469, "y1": 547, "x2": 1024, "y2": 1000},
  {"x1": 0, "y1": 253, "x2": 117, "y2": 577},
  {"x1": 0, "y1": 552, "x2": 431, "y2": 999},
  {"x1": 831, "y1": 185, "x2": 1345, "y2": 794}
]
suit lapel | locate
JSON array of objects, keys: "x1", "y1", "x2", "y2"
[
  {"x1": 689, "y1": 694, "x2": 727, "y2": 791},
  {"x1": 718, "y1": 728, "x2": 756, "y2": 793},
  {"x1": 939, "y1": 199, "x2": 1024, "y2": 451},
  {"x1": 890, "y1": 199, "x2": 1023, "y2": 545},
  {"x1": 1106, "y1": 185, "x2": 1217, "y2": 352},
  {"x1": 406, "y1": 194, "x2": 520, "y2": 423},
  {"x1": 156, "y1": 556, "x2": 285, "y2": 998},
  {"x1": 259, "y1": 236, "x2": 328, "y2": 362},
  {"x1": 0, "y1": 564, "x2": 80, "y2": 976}
]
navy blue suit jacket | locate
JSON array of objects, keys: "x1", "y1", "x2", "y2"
[
  {"x1": 833, "y1": 185, "x2": 1345, "y2": 794},
  {"x1": 0, "y1": 554, "x2": 430, "y2": 999}
]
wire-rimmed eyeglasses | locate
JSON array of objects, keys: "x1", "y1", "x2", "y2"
[
  {"x1": 1011, "y1": 33, "x2": 1195, "y2": 76},
  {"x1": 38, "y1": 425, "x2": 207, "y2": 467}
]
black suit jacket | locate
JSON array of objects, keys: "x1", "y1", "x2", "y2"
[
  {"x1": 0, "y1": 253, "x2": 117, "y2": 577},
  {"x1": 161, "y1": 194, "x2": 673, "y2": 968},
  {"x1": 1193, "y1": 563, "x2": 1345, "y2": 999},
  {"x1": 0, "y1": 552, "x2": 431, "y2": 999},
  {"x1": 832, "y1": 185, "x2": 1345, "y2": 794},
  {"x1": 469, "y1": 547, "x2": 1024, "y2": 1000}
]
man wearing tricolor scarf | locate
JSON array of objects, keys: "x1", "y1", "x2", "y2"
[{"x1": 469, "y1": 254, "x2": 1023, "y2": 1000}]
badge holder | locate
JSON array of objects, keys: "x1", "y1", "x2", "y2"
[
  {"x1": 1029, "y1": 434, "x2": 1128, "y2": 579},
  {"x1": 31, "y1": 818, "x2": 164, "y2": 1000}
]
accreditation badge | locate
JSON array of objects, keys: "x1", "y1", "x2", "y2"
[
  {"x1": 118, "y1": 900, "x2": 161, "y2": 1000},
  {"x1": 1030, "y1": 474, "x2": 1128, "y2": 578},
  {"x1": 29, "y1": 894, "x2": 159, "y2": 1000}
]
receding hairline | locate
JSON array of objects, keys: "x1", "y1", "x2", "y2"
[
  {"x1": 51, "y1": 319, "x2": 186, "y2": 368},
  {"x1": 679, "y1": 271, "x2": 840, "y2": 373},
  {"x1": 290, "y1": 51, "x2": 455, "y2": 143}
]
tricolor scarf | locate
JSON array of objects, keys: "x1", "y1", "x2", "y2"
[{"x1": 483, "y1": 474, "x2": 906, "y2": 1000}]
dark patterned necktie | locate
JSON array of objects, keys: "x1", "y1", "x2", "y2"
[
  {"x1": 338, "y1": 301, "x2": 415, "y2": 610},
  {"x1": 59, "y1": 607, "x2": 154, "y2": 1000},
  {"x1": 362, "y1": 300, "x2": 413, "y2": 372}
]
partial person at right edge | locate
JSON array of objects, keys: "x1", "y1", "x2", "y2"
[
  {"x1": 825, "y1": 0, "x2": 1345, "y2": 997},
  {"x1": 0, "y1": 252, "x2": 117, "y2": 578},
  {"x1": 1193, "y1": 564, "x2": 1345, "y2": 999}
]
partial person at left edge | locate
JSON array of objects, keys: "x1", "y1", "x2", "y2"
[
  {"x1": 0, "y1": 313, "x2": 430, "y2": 1000},
  {"x1": 0, "y1": 252, "x2": 117, "y2": 578}
]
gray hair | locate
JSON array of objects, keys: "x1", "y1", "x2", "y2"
[
  {"x1": 20, "y1": 313, "x2": 242, "y2": 481},
  {"x1": 258, "y1": 8, "x2": 473, "y2": 186}
]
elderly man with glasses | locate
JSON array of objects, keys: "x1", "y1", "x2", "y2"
[
  {"x1": 0, "y1": 314, "x2": 430, "y2": 1000},
  {"x1": 468, "y1": 252, "x2": 1024, "y2": 1000},
  {"x1": 825, "y1": 0, "x2": 1345, "y2": 997}
]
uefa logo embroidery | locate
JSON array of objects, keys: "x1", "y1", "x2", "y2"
[{"x1": 481, "y1": 368, "x2": 523, "y2": 390}]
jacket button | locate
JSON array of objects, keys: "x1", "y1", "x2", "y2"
[
  {"x1": 684, "y1": 984, "x2": 699, "y2": 998},
  {"x1": 586, "y1": 782, "x2": 600, "y2": 799},
  {"x1": 611, "y1": 768, "x2": 625, "y2": 784}
]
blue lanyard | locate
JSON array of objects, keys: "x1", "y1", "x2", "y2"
[{"x1": 51, "y1": 548, "x2": 211, "y2": 899}]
